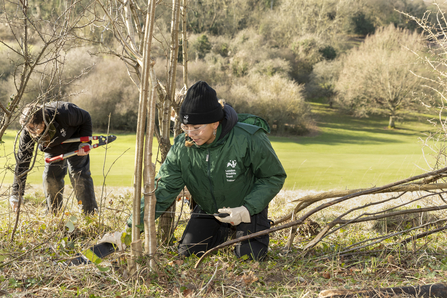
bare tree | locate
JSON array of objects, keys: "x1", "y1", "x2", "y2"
[
  {"x1": 154, "y1": 0, "x2": 178, "y2": 245},
  {"x1": 95, "y1": 0, "x2": 188, "y2": 266},
  {"x1": 92, "y1": 0, "x2": 157, "y2": 270},
  {"x1": 0, "y1": 0, "x2": 95, "y2": 140},
  {"x1": 140, "y1": 1, "x2": 158, "y2": 270},
  {"x1": 334, "y1": 25, "x2": 428, "y2": 128}
]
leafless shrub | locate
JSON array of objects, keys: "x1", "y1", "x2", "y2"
[
  {"x1": 307, "y1": 59, "x2": 343, "y2": 106},
  {"x1": 69, "y1": 58, "x2": 139, "y2": 131},
  {"x1": 258, "y1": 0, "x2": 343, "y2": 48},
  {"x1": 224, "y1": 73, "x2": 312, "y2": 135}
]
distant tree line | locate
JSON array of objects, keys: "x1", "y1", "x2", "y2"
[{"x1": 0, "y1": 0, "x2": 440, "y2": 134}]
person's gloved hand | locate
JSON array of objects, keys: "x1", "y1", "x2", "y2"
[
  {"x1": 215, "y1": 206, "x2": 251, "y2": 226},
  {"x1": 9, "y1": 195, "x2": 23, "y2": 212},
  {"x1": 97, "y1": 231, "x2": 126, "y2": 251}
]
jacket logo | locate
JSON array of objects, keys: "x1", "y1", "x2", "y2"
[
  {"x1": 60, "y1": 128, "x2": 66, "y2": 137},
  {"x1": 227, "y1": 160, "x2": 237, "y2": 168},
  {"x1": 183, "y1": 115, "x2": 189, "y2": 124},
  {"x1": 226, "y1": 160, "x2": 238, "y2": 182}
]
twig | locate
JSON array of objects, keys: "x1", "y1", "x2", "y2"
[
  {"x1": 401, "y1": 224, "x2": 447, "y2": 245},
  {"x1": 304, "y1": 193, "x2": 447, "y2": 251},
  {"x1": 314, "y1": 191, "x2": 446, "y2": 243},
  {"x1": 170, "y1": 190, "x2": 187, "y2": 244},
  {"x1": 275, "y1": 182, "x2": 447, "y2": 226},
  {"x1": 197, "y1": 262, "x2": 219, "y2": 296},
  {"x1": 99, "y1": 113, "x2": 112, "y2": 229},
  {"x1": 319, "y1": 283, "x2": 447, "y2": 298}
]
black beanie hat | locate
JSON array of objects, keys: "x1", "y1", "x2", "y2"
[{"x1": 180, "y1": 81, "x2": 224, "y2": 125}]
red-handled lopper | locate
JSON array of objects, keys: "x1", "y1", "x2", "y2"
[{"x1": 45, "y1": 135, "x2": 117, "y2": 164}]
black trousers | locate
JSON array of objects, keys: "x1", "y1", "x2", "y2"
[
  {"x1": 178, "y1": 205, "x2": 270, "y2": 261},
  {"x1": 43, "y1": 153, "x2": 97, "y2": 214}
]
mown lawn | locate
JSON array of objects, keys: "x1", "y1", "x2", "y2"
[
  {"x1": 276, "y1": 103, "x2": 436, "y2": 190},
  {"x1": 0, "y1": 103, "x2": 436, "y2": 192}
]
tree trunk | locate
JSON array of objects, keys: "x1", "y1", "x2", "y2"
[
  {"x1": 388, "y1": 115, "x2": 395, "y2": 129},
  {"x1": 141, "y1": 0, "x2": 158, "y2": 270},
  {"x1": 130, "y1": 0, "x2": 157, "y2": 272},
  {"x1": 158, "y1": 203, "x2": 176, "y2": 244},
  {"x1": 158, "y1": 0, "x2": 181, "y2": 245},
  {"x1": 181, "y1": 0, "x2": 188, "y2": 89},
  {"x1": 143, "y1": 63, "x2": 158, "y2": 269}
]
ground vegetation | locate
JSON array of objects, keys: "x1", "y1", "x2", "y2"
[{"x1": 1, "y1": 186, "x2": 446, "y2": 297}]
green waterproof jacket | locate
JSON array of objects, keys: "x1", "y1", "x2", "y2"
[{"x1": 131, "y1": 107, "x2": 287, "y2": 226}]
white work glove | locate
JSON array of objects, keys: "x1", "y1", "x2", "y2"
[
  {"x1": 9, "y1": 195, "x2": 23, "y2": 212},
  {"x1": 215, "y1": 206, "x2": 251, "y2": 226},
  {"x1": 98, "y1": 231, "x2": 126, "y2": 251}
]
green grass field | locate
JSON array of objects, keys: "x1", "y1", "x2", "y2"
[
  {"x1": 0, "y1": 103, "x2": 437, "y2": 191},
  {"x1": 276, "y1": 103, "x2": 436, "y2": 190}
]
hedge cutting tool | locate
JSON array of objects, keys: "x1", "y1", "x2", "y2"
[
  {"x1": 45, "y1": 135, "x2": 117, "y2": 164},
  {"x1": 213, "y1": 213, "x2": 230, "y2": 218}
]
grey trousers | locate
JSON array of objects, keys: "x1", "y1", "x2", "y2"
[{"x1": 43, "y1": 153, "x2": 97, "y2": 214}]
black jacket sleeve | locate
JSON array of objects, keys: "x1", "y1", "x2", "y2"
[
  {"x1": 12, "y1": 130, "x2": 36, "y2": 196},
  {"x1": 65, "y1": 103, "x2": 92, "y2": 138}
]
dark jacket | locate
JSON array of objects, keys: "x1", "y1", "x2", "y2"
[
  {"x1": 153, "y1": 104, "x2": 286, "y2": 218},
  {"x1": 12, "y1": 102, "x2": 92, "y2": 196}
]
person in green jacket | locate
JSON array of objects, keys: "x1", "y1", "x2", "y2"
[{"x1": 103, "y1": 81, "x2": 286, "y2": 261}]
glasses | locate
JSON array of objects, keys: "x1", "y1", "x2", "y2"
[{"x1": 181, "y1": 124, "x2": 208, "y2": 134}]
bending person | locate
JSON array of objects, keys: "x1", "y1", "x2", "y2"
[{"x1": 10, "y1": 102, "x2": 98, "y2": 215}]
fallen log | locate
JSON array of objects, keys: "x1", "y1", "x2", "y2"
[{"x1": 319, "y1": 283, "x2": 447, "y2": 298}]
